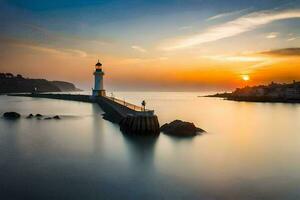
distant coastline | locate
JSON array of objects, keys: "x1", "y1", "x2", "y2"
[
  {"x1": 205, "y1": 81, "x2": 300, "y2": 103},
  {"x1": 0, "y1": 73, "x2": 81, "y2": 94}
]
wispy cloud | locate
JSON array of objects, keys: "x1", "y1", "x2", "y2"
[
  {"x1": 0, "y1": 37, "x2": 88, "y2": 58},
  {"x1": 160, "y1": 9, "x2": 300, "y2": 51},
  {"x1": 131, "y1": 45, "x2": 147, "y2": 53},
  {"x1": 204, "y1": 48, "x2": 300, "y2": 62},
  {"x1": 287, "y1": 37, "x2": 297, "y2": 41},
  {"x1": 203, "y1": 55, "x2": 266, "y2": 62},
  {"x1": 260, "y1": 48, "x2": 300, "y2": 56},
  {"x1": 119, "y1": 56, "x2": 167, "y2": 65},
  {"x1": 24, "y1": 23, "x2": 112, "y2": 46},
  {"x1": 206, "y1": 8, "x2": 251, "y2": 21},
  {"x1": 202, "y1": 47, "x2": 300, "y2": 73},
  {"x1": 266, "y1": 32, "x2": 279, "y2": 39},
  {"x1": 179, "y1": 26, "x2": 192, "y2": 30},
  {"x1": 21, "y1": 44, "x2": 88, "y2": 58}
]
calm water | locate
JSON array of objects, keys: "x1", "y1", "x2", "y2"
[{"x1": 1, "y1": 92, "x2": 300, "y2": 199}]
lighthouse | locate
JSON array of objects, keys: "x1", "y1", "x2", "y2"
[{"x1": 92, "y1": 60, "x2": 106, "y2": 96}]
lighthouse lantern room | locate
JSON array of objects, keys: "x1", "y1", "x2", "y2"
[{"x1": 92, "y1": 60, "x2": 106, "y2": 96}]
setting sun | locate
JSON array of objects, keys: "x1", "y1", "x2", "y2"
[{"x1": 242, "y1": 75, "x2": 250, "y2": 81}]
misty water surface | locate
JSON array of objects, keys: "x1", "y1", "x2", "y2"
[{"x1": 1, "y1": 92, "x2": 300, "y2": 199}]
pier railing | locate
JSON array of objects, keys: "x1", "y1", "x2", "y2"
[{"x1": 105, "y1": 96, "x2": 153, "y2": 113}]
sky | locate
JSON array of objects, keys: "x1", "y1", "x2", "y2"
[{"x1": 0, "y1": 0, "x2": 300, "y2": 91}]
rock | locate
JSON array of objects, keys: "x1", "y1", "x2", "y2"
[
  {"x1": 160, "y1": 120, "x2": 205, "y2": 137},
  {"x1": 53, "y1": 115, "x2": 60, "y2": 119},
  {"x1": 35, "y1": 114, "x2": 43, "y2": 118},
  {"x1": 3, "y1": 112, "x2": 21, "y2": 120},
  {"x1": 44, "y1": 117, "x2": 52, "y2": 120},
  {"x1": 26, "y1": 114, "x2": 34, "y2": 118}
]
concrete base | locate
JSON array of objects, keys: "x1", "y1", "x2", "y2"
[
  {"x1": 119, "y1": 115, "x2": 160, "y2": 135},
  {"x1": 92, "y1": 89, "x2": 106, "y2": 96}
]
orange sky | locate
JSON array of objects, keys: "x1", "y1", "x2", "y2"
[
  {"x1": 1, "y1": 39, "x2": 300, "y2": 91},
  {"x1": 1, "y1": 1, "x2": 300, "y2": 91},
  {"x1": 94, "y1": 48, "x2": 300, "y2": 91}
]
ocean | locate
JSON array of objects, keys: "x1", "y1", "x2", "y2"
[{"x1": 1, "y1": 92, "x2": 300, "y2": 199}]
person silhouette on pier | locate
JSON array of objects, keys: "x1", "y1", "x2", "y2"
[{"x1": 142, "y1": 100, "x2": 146, "y2": 111}]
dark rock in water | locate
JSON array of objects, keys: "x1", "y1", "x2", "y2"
[
  {"x1": 160, "y1": 120, "x2": 205, "y2": 137},
  {"x1": 35, "y1": 114, "x2": 43, "y2": 117},
  {"x1": 26, "y1": 114, "x2": 34, "y2": 118},
  {"x1": 53, "y1": 115, "x2": 60, "y2": 119},
  {"x1": 3, "y1": 112, "x2": 21, "y2": 120},
  {"x1": 44, "y1": 117, "x2": 52, "y2": 120}
]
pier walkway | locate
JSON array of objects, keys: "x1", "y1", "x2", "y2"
[{"x1": 105, "y1": 96, "x2": 146, "y2": 112}]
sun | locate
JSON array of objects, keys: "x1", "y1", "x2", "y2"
[{"x1": 242, "y1": 74, "x2": 250, "y2": 81}]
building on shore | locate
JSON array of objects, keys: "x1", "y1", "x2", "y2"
[{"x1": 232, "y1": 81, "x2": 300, "y2": 99}]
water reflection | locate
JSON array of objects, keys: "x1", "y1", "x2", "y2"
[
  {"x1": 122, "y1": 134, "x2": 158, "y2": 170},
  {"x1": 91, "y1": 104, "x2": 104, "y2": 154},
  {"x1": 0, "y1": 119, "x2": 20, "y2": 164}
]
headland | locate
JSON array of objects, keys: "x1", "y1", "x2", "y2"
[{"x1": 0, "y1": 73, "x2": 81, "y2": 94}]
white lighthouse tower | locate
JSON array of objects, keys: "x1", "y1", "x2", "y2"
[{"x1": 92, "y1": 60, "x2": 106, "y2": 96}]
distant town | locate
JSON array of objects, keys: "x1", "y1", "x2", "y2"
[{"x1": 207, "y1": 81, "x2": 300, "y2": 103}]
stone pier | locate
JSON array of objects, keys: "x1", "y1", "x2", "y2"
[{"x1": 10, "y1": 93, "x2": 160, "y2": 135}]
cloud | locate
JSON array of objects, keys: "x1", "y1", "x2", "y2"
[
  {"x1": 202, "y1": 48, "x2": 300, "y2": 64},
  {"x1": 21, "y1": 44, "x2": 88, "y2": 58},
  {"x1": 24, "y1": 23, "x2": 112, "y2": 46},
  {"x1": 0, "y1": 37, "x2": 88, "y2": 58},
  {"x1": 179, "y1": 26, "x2": 193, "y2": 30},
  {"x1": 131, "y1": 45, "x2": 147, "y2": 53},
  {"x1": 266, "y1": 32, "x2": 279, "y2": 39},
  {"x1": 202, "y1": 48, "x2": 300, "y2": 73},
  {"x1": 247, "y1": 59, "x2": 277, "y2": 71},
  {"x1": 203, "y1": 55, "x2": 266, "y2": 62},
  {"x1": 260, "y1": 48, "x2": 300, "y2": 56},
  {"x1": 117, "y1": 56, "x2": 169, "y2": 65},
  {"x1": 243, "y1": 48, "x2": 300, "y2": 71},
  {"x1": 287, "y1": 37, "x2": 297, "y2": 41},
  {"x1": 160, "y1": 9, "x2": 300, "y2": 51},
  {"x1": 206, "y1": 8, "x2": 251, "y2": 21}
]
